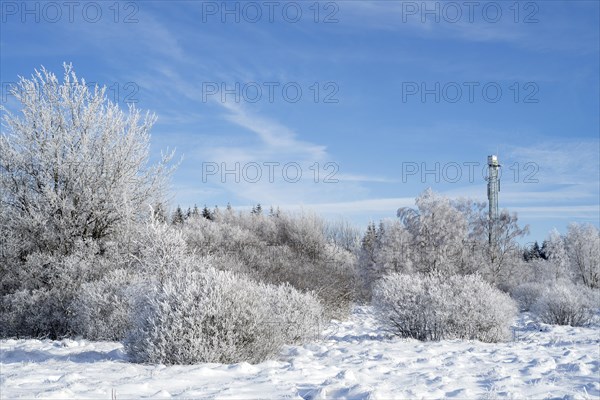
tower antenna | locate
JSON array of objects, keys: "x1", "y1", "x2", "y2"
[{"x1": 487, "y1": 154, "x2": 501, "y2": 245}]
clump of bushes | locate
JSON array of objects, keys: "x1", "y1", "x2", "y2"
[
  {"x1": 373, "y1": 273, "x2": 517, "y2": 342},
  {"x1": 0, "y1": 241, "x2": 107, "y2": 339},
  {"x1": 532, "y1": 281, "x2": 597, "y2": 326},
  {"x1": 1, "y1": 65, "x2": 346, "y2": 364},
  {"x1": 70, "y1": 269, "x2": 141, "y2": 341},
  {"x1": 125, "y1": 262, "x2": 323, "y2": 365},
  {"x1": 183, "y1": 211, "x2": 360, "y2": 320},
  {"x1": 510, "y1": 282, "x2": 546, "y2": 312}
]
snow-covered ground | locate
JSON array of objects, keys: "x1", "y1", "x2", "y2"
[{"x1": 1, "y1": 307, "x2": 599, "y2": 399}]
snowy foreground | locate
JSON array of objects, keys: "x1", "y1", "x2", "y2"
[{"x1": 1, "y1": 307, "x2": 599, "y2": 399}]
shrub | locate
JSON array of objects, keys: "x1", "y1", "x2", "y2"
[
  {"x1": 130, "y1": 219, "x2": 191, "y2": 276},
  {"x1": 532, "y1": 282, "x2": 598, "y2": 326},
  {"x1": 373, "y1": 273, "x2": 517, "y2": 342},
  {"x1": 125, "y1": 261, "x2": 323, "y2": 365},
  {"x1": 448, "y1": 275, "x2": 518, "y2": 342},
  {"x1": 70, "y1": 269, "x2": 141, "y2": 341},
  {"x1": 0, "y1": 242, "x2": 105, "y2": 339},
  {"x1": 183, "y1": 211, "x2": 360, "y2": 319},
  {"x1": 0, "y1": 288, "x2": 69, "y2": 338},
  {"x1": 510, "y1": 282, "x2": 546, "y2": 311},
  {"x1": 252, "y1": 242, "x2": 359, "y2": 320}
]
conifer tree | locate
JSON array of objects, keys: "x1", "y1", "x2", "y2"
[{"x1": 171, "y1": 206, "x2": 185, "y2": 225}]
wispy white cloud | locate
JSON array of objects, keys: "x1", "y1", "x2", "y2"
[
  {"x1": 339, "y1": 1, "x2": 598, "y2": 54},
  {"x1": 277, "y1": 197, "x2": 415, "y2": 214},
  {"x1": 510, "y1": 205, "x2": 599, "y2": 220},
  {"x1": 186, "y1": 100, "x2": 370, "y2": 206},
  {"x1": 506, "y1": 140, "x2": 600, "y2": 185},
  {"x1": 218, "y1": 101, "x2": 327, "y2": 159},
  {"x1": 335, "y1": 173, "x2": 399, "y2": 183}
]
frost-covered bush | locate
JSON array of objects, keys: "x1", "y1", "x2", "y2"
[
  {"x1": 183, "y1": 216, "x2": 259, "y2": 258},
  {"x1": 70, "y1": 269, "x2": 141, "y2": 341},
  {"x1": 0, "y1": 288, "x2": 69, "y2": 338},
  {"x1": 182, "y1": 211, "x2": 360, "y2": 319},
  {"x1": 532, "y1": 282, "x2": 598, "y2": 326},
  {"x1": 510, "y1": 282, "x2": 546, "y2": 311},
  {"x1": 373, "y1": 273, "x2": 517, "y2": 342},
  {"x1": 69, "y1": 221, "x2": 204, "y2": 342},
  {"x1": 372, "y1": 274, "x2": 432, "y2": 340},
  {"x1": 126, "y1": 261, "x2": 323, "y2": 365},
  {"x1": 448, "y1": 275, "x2": 518, "y2": 342},
  {"x1": 250, "y1": 241, "x2": 359, "y2": 319},
  {"x1": 0, "y1": 242, "x2": 106, "y2": 338},
  {"x1": 267, "y1": 282, "x2": 325, "y2": 343},
  {"x1": 130, "y1": 219, "x2": 191, "y2": 276},
  {"x1": 126, "y1": 220, "x2": 326, "y2": 364}
]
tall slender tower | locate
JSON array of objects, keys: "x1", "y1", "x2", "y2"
[{"x1": 487, "y1": 155, "x2": 500, "y2": 245}]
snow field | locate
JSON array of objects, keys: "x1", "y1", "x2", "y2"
[{"x1": 1, "y1": 306, "x2": 599, "y2": 399}]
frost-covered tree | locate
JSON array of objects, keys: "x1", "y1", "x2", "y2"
[
  {"x1": 324, "y1": 219, "x2": 361, "y2": 253},
  {"x1": 151, "y1": 203, "x2": 169, "y2": 224},
  {"x1": 201, "y1": 205, "x2": 213, "y2": 220},
  {"x1": 523, "y1": 241, "x2": 544, "y2": 261},
  {"x1": 482, "y1": 210, "x2": 529, "y2": 286},
  {"x1": 360, "y1": 219, "x2": 412, "y2": 292},
  {"x1": 186, "y1": 204, "x2": 200, "y2": 220},
  {"x1": 360, "y1": 222, "x2": 378, "y2": 260},
  {"x1": 565, "y1": 223, "x2": 600, "y2": 288},
  {"x1": 397, "y1": 189, "x2": 468, "y2": 276},
  {"x1": 0, "y1": 64, "x2": 174, "y2": 258},
  {"x1": 452, "y1": 197, "x2": 528, "y2": 286},
  {"x1": 0, "y1": 64, "x2": 174, "y2": 338},
  {"x1": 251, "y1": 203, "x2": 263, "y2": 215},
  {"x1": 449, "y1": 198, "x2": 487, "y2": 275},
  {"x1": 544, "y1": 228, "x2": 571, "y2": 281},
  {"x1": 171, "y1": 206, "x2": 185, "y2": 225},
  {"x1": 358, "y1": 222, "x2": 379, "y2": 295},
  {"x1": 375, "y1": 220, "x2": 412, "y2": 275},
  {"x1": 191, "y1": 204, "x2": 200, "y2": 218}
]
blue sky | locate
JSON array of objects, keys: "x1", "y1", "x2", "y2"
[{"x1": 1, "y1": 0, "x2": 598, "y2": 241}]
